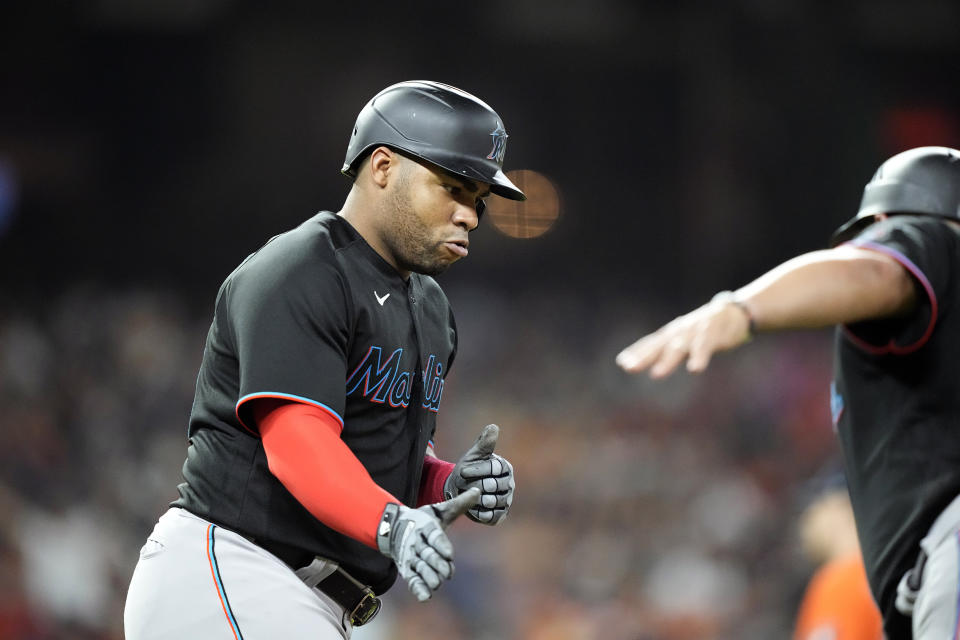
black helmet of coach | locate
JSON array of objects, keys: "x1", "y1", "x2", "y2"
[
  {"x1": 830, "y1": 146, "x2": 960, "y2": 246},
  {"x1": 341, "y1": 80, "x2": 526, "y2": 202}
]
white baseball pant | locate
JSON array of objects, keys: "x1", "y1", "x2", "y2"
[{"x1": 124, "y1": 507, "x2": 352, "y2": 640}]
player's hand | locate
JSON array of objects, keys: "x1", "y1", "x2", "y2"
[
  {"x1": 615, "y1": 293, "x2": 753, "y2": 378},
  {"x1": 376, "y1": 488, "x2": 480, "y2": 602},
  {"x1": 444, "y1": 424, "x2": 515, "y2": 525}
]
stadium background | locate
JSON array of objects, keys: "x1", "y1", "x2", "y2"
[{"x1": 1, "y1": 2, "x2": 959, "y2": 638}]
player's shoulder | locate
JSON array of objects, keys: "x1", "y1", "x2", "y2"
[
  {"x1": 865, "y1": 214, "x2": 957, "y2": 236},
  {"x1": 299, "y1": 211, "x2": 366, "y2": 249},
  {"x1": 222, "y1": 212, "x2": 352, "y2": 296},
  {"x1": 852, "y1": 214, "x2": 960, "y2": 254},
  {"x1": 270, "y1": 211, "x2": 354, "y2": 254},
  {"x1": 240, "y1": 212, "x2": 349, "y2": 268}
]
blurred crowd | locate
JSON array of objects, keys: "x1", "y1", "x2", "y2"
[
  {"x1": 4, "y1": 1, "x2": 957, "y2": 637},
  {"x1": 0, "y1": 281, "x2": 842, "y2": 639}
]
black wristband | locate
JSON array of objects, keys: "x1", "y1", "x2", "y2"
[{"x1": 376, "y1": 503, "x2": 400, "y2": 555}]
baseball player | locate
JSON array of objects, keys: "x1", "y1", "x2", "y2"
[
  {"x1": 123, "y1": 80, "x2": 522, "y2": 639},
  {"x1": 617, "y1": 146, "x2": 960, "y2": 640}
]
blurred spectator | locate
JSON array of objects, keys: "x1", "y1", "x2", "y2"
[
  {"x1": 0, "y1": 282, "x2": 839, "y2": 638},
  {"x1": 792, "y1": 486, "x2": 882, "y2": 640}
]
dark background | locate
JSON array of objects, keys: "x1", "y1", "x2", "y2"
[
  {"x1": 6, "y1": 1, "x2": 958, "y2": 304},
  {"x1": 1, "y1": 2, "x2": 958, "y2": 638}
]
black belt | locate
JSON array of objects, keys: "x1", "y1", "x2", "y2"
[{"x1": 250, "y1": 537, "x2": 381, "y2": 627}]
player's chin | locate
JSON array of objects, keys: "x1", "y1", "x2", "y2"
[
  {"x1": 411, "y1": 256, "x2": 454, "y2": 277},
  {"x1": 428, "y1": 249, "x2": 463, "y2": 274},
  {"x1": 427, "y1": 262, "x2": 454, "y2": 276}
]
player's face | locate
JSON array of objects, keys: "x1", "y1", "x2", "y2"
[{"x1": 385, "y1": 157, "x2": 489, "y2": 276}]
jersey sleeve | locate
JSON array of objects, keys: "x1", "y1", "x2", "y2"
[
  {"x1": 228, "y1": 249, "x2": 353, "y2": 432},
  {"x1": 841, "y1": 216, "x2": 955, "y2": 354}
]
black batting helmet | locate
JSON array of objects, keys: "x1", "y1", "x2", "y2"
[
  {"x1": 341, "y1": 80, "x2": 525, "y2": 202},
  {"x1": 830, "y1": 146, "x2": 960, "y2": 246}
]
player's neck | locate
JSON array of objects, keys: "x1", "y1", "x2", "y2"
[{"x1": 338, "y1": 192, "x2": 409, "y2": 279}]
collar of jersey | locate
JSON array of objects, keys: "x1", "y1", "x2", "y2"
[{"x1": 334, "y1": 214, "x2": 413, "y2": 285}]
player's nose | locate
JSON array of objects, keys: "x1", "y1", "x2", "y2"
[{"x1": 452, "y1": 201, "x2": 479, "y2": 232}]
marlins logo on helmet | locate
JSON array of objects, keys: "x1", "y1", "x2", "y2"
[{"x1": 487, "y1": 122, "x2": 508, "y2": 163}]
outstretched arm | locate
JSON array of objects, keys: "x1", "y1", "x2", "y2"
[{"x1": 616, "y1": 245, "x2": 916, "y2": 378}]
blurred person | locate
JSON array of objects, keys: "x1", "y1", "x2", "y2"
[
  {"x1": 0, "y1": 485, "x2": 48, "y2": 640},
  {"x1": 123, "y1": 80, "x2": 521, "y2": 639},
  {"x1": 17, "y1": 502, "x2": 117, "y2": 634},
  {"x1": 617, "y1": 146, "x2": 960, "y2": 639},
  {"x1": 793, "y1": 486, "x2": 882, "y2": 640},
  {"x1": 518, "y1": 592, "x2": 600, "y2": 640}
]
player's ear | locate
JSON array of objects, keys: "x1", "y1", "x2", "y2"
[{"x1": 368, "y1": 146, "x2": 396, "y2": 189}]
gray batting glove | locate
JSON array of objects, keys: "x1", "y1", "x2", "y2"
[
  {"x1": 376, "y1": 488, "x2": 480, "y2": 602},
  {"x1": 444, "y1": 424, "x2": 515, "y2": 525}
]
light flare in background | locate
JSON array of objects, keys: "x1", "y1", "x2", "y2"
[{"x1": 486, "y1": 169, "x2": 561, "y2": 239}]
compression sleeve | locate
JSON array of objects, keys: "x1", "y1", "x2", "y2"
[
  {"x1": 255, "y1": 400, "x2": 399, "y2": 549},
  {"x1": 417, "y1": 454, "x2": 455, "y2": 507}
]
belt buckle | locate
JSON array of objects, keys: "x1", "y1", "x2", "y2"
[{"x1": 350, "y1": 590, "x2": 381, "y2": 626}]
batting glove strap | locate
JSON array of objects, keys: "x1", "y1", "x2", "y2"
[
  {"x1": 376, "y1": 502, "x2": 456, "y2": 602},
  {"x1": 376, "y1": 503, "x2": 400, "y2": 555}
]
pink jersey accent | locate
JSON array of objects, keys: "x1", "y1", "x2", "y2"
[{"x1": 841, "y1": 240, "x2": 938, "y2": 355}]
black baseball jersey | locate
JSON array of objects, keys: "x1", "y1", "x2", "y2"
[
  {"x1": 831, "y1": 215, "x2": 960, "y2": 637},
  {"x1": 172, "y1": 211, "x2": 457, "y2": 594}
]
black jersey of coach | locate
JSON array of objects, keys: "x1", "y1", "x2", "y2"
[
  {"x1": 172, "y1": 211, "x2": 457, "y2": 594},
  {"x1": 832, "y1": 215, "x2": 960, "y2": 637}
]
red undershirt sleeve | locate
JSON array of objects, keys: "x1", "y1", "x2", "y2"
[
  {"x1": 417, "y1": 454, "x2": 455, "y2": 507},
  {"x1": 254, "y1": 400, "x2": 399, "y2": 549}
]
